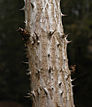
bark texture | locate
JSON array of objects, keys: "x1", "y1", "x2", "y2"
[{"x1": 24, "y1": 0, "x2": 75, "y2": 107}]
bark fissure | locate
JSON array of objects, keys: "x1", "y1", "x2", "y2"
[{"x1": 24, "y1": 0, "x2": 75, "y2": 107}]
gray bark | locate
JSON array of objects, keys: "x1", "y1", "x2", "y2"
[{"x1": 23, "y1": 0, "x2": 75, "y2": 107}]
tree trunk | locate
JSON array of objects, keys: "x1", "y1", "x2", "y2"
[{"x1": 24, "y1": 0, "x2": 75, "y2": 107}]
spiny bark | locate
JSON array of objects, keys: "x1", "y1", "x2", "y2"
[{"x1": 23, "y1": 0, "x2": 75, "y2": 107}]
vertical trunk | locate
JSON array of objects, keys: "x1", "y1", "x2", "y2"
[{"x1": 24, "y1": 0, "x2": 75, "y2": 107}]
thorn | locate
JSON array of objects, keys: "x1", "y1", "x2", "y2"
[
  {"x1": 61, "y1": 12, "x2": 67, "y2": 16},
  {"x1": 36, "y1": 70, "x2": 40, "y2": 79},
  {"x1": 22, "y1": 61, "x2": 29, "y2": 64},
  {"x1": 24, "y1": 95, "x2": 31, "y2": 98},
  {"x1": 24, "y1": 21, "x2": 27, "y2": 24},
  {"x1": 31, "y1": 90, "x2": 36, "y2": 98},
  {"x1": 62, "y1": 33, "x2": 69, "y2": 39},
  {"x1": 17, "y1": 27, "x2": 23, "y2": 32},
  {"x1": 71, "y1": 78, "x2": 76, "y2": 82},
  {"x1": 24, "y1": 93, "x2": 31, "y2": 98},
  {"x1": 26, "y1": 72, "x2": 31, "y2": 75},
  {"x1": 19, "y1": 6, "x2": 25, "y2": 11},
  {"x1": 65, "y1": 34, "x2": 70, "y2": 39},
  {"x1": 65, "y1": 73, "x2": 71, "y2": 80},
  {"x1": 34, "y1": 32, "x2": 39, "y2": 40},
  {"x1": 70, "y1": 79, "x2": 73, "y2": 82},
  {"x1": 66, "y1": 40, "x2": 71, "y2": 44},
  {"x1": 72, "y1": 85, "x2": 75, "y2": 88},
  {"x1": 43, "y1": 88, "x2": 49, "y2": 96},
  {"x1": 31, "y1": 3, "x2": 34, "y2": 8},
  {"x1": 37, "y1": 68, "x2": 41, "y2": 72},
  {"x1": 27, "y1": 93, "x2": 31, "y2": 96},
  {"x1": 48, "y1": 30, "x2": 56, "y2": 39}
]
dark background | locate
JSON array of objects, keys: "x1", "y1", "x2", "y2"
[{"x1": 0, "y1": 0, "x2": 92, "y2": 107}]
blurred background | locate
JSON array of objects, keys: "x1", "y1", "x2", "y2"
[{"x1": 0, "y1": 0, "x2": 92, "y2": 107}]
